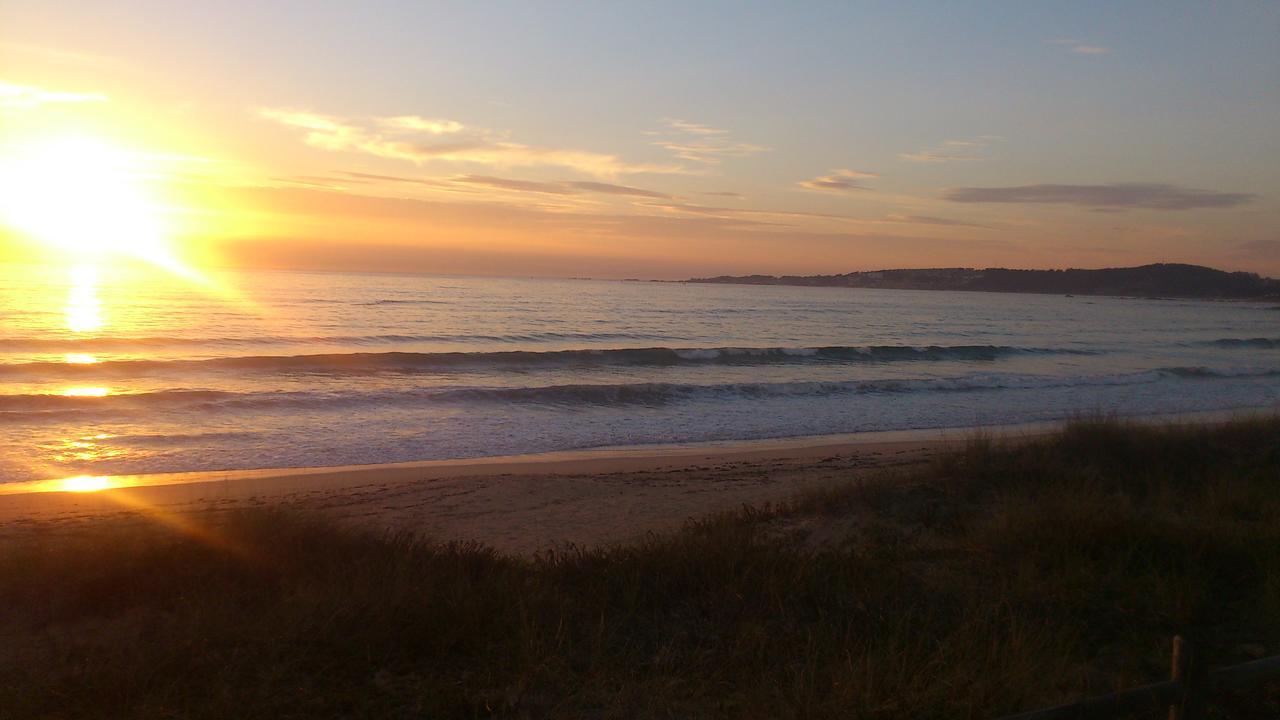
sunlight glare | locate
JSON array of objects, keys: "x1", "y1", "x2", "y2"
[
  {"x1": 65, "y1": 264, "x2": 105, "y2": 332},
  {"x1": 0, "y1": 136, "x2": 200, "y2": 280},
  {"x1": 58, "y1": 475, "x2": 114, "y2": 493},
  {"x1": 60, "y1": 386, "x2": 111, "y2": 397}
]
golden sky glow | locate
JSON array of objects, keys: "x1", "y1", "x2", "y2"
[{"x1": 1, "y1": 3, "x2": 1277, "y2": 278}]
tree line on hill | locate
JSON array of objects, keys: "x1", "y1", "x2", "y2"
[{"x1": 687, "y1": 263, "x2": 1280, "y2": 299}]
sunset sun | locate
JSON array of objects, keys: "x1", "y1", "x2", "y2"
[{"x1": 0, "y1": 136, "x2": 194, "y2": 278}]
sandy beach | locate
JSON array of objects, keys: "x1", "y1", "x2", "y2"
[
  {"x1": 0, "y1": 431, "x2": 964, "y2": 553},
  {"x1": 2, "y1": 409, "x2": 1270, "y2": 554}
]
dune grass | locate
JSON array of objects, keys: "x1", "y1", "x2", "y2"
[{"x1": 2, "y1": 416, "x2": 1279, "y2": 718}]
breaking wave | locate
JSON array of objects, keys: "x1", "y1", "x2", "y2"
[
  {"x1": 3, "y1": 366, "x2": 1271, "y2": 420},
  {"x1": 1195, "y1": 337, "x2": 1280, "y2": 349},
  {"x1": 0, "y1": 344, "x2": 1099, "y2": 378},
  {"x1": 0, "y1": 331, "x2": 673, "y2": 352}
]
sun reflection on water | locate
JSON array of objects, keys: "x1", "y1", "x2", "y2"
[
  {"x1": 58, "y1": 475, "x2": 114, "y2": 492},
  {"x1": 60, "y1": 386, "x2": 111, "y2": 397},
  {"x1": 40, "y1": 432, "x2": 121, "y2": 464},
  {"x1": 65, "y1": 264, "x2": 104, "y2": 333},
  {"x1": 64, "y1": 353, "x2": 99, "y2": 364}
]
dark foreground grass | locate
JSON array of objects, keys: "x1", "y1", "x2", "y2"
[{"x1": 2, "y1": 417, "x2": 1279, "y2": 719}]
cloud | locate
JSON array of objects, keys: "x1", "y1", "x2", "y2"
[
  {"x1": 944, "y1": 183, "x2": 1257, "y2": 210},
  {"x1": 340, "y1": 171, "x2": 456, "y2": 187},
  {"x1": 642, "y1": 200, "x2": 874, "y2": 227},
  {"x1": 272, "y1": 175, "x2": 359, "y2": 190},
  {"x1": 643, "y1": 200, "x2": 781, "y2": 223},
  {"x1": 898, "y1": 137, "x2": 997, "y2": 163},
  {"x1": 337, "y1": 171, "x2": 669, "y2": 200},
  {"x1": 453, "y1": 175, "x2": 577, "y2": 195},
  {"x1": 376, "y1": 116, "x2": 466, "y2": 134},
  {"x1": 660, "y1": 119, "x2": 726, "y2": 136},
  {"x1": 1048, "y1": 38, "x2": 1111, "y2": 55},
  {"x1": 564, "y1": 181, "x2": 669, "y2": 199},
  {"x1": 0, "y1": 80, "x2": 106, "y2": 111},
  {"x1": 649, "y1": 118, "x2": 768, "y2": 164},
  {"x1": 798, "y1": 168, "x2": 879, "y2": 193},
  {"x1": 261, "y1": 108, "x2": 684, "y2": 177},
  {"x1": 883, "y1": 214, "x2": 991, "y2": 229}
]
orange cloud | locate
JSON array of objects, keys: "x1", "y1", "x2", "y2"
[
  {"x1": 260, "y1": 108, "x2": 684, "y2": 177},
  {"x1": 898, "y1": 137, "x2": 998, "y2": 163},
  {"x1": 798, "y1": 168, "x2": 879, "y2": 193}
]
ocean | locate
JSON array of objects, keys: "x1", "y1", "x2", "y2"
[{"x1": 1, "y1": 263, "x2": 1278, "y2": 483}]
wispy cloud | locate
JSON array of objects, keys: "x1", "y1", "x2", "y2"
[
  {"x1": 336, "y1": 171, "x2": 669, "y2": 200},
  {"x1": 1048, "y1": 38, "x2": 1111, "y2": 55},
  {"x1": 270, "y1": 176, "x2": 354, "y2": 191},
  {"x1": 339, "y1": 171, "x2": 457, "y2": 188},
  {"x1": 944, "y1": 183, "x2": 1257, "y2": 210},
  {"x1": 898, "y1": 136, "x2": 998, "y2": 163},
  {"x1": 376, "y1": 116, "x2": 466, "y2": 134},
  {"x1": 261, "y1": 108, "x2": 684, "y2": 177},
  {"x1": 648, "y1": 118, "x2": 768, "y2": 164},
  {"x1": 643, "y1": 199, "x2": 878, "y2": 227},
  {"x1": 0, "y1": 80, "x2": 106, "y2": 111},
  {"x1": 453, "y1": 175, "x2": 577, "y2": 195},
  {"x1": 883, "y1": 214, "x2": 992, "y2": 229},
  {"x1": 661, "y1": 119, "x2": 726, "y2": 136},
  {"x1": 798, "y1": 168, "x2": 879, "y2": 193},
  {"x1": 565, "y1": 181, "x2": 669, "y2": 199},
  {"x1": 640, "y1": 200, "x2": 785, "y2": 227}
]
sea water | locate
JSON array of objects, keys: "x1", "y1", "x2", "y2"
[{"x1": 1, "y1": 264, "x2": 1277, "y2": 482}]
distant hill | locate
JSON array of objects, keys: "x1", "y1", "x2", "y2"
[{"x1": 687, "y1": 263, "x2": 1280, "y2": 299}]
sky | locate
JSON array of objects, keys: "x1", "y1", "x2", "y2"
[{"x1": 1, "y1": 1, "x2": 1278, "y2": 279}]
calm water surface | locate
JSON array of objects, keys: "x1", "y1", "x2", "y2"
[{"x1": 1, "y1": 264, "x2": 1278, "y2": 482}]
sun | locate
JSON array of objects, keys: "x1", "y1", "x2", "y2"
[{"x1": 0, "y1": 136, "x2": 197, "y2": 278}]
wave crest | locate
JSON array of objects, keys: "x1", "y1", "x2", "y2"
[
  {"x1": 1197, "y1": 337, "x2": 1280, "y2": 349},
  {"x1": 2, "y1": 366, "x2": 1271, "y2": 420},
  {"x1": 0, "y1": 344, "x2": 1098, "y2": 378}
]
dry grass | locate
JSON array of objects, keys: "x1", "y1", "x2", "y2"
[{"x1": 2, "y1": 416, "x2": 1279, "y2": 718}]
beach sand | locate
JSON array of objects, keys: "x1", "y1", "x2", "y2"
[
  {"x1": 0, "y1": 409, "x2": 1266, "y2": 554},
  {"x1": 0, "y1": 432, "x2": 962, "y2": 554}
]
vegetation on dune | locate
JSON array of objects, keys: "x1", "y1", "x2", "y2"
[{"x1": 2, "y1": 417, "x2": 1279, "y2": 718}]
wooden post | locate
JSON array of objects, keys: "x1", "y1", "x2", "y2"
[{"x1": 1169, "y1": 635, "x2": 1207, "y2": 720}]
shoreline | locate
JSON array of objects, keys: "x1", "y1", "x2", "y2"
[
  {"x1": 1, "y1": 406, "x2": 1274, "y2": 553},
  {"x1": 0, "y1": 432, "x2": 944, "y2": 553},
  {"x1": 1, "y1": 403, "x2": 1270, "y2": 498}
]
